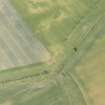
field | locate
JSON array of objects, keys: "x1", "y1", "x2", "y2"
[
  {"x1": 0, "y1": 0, "x2": 50, "y2": 70},
  {"x1": 0, "y1": 0, "x2": 105, "y2": 105}
]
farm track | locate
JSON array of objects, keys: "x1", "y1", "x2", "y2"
[{"x1": 54, "y1": 5, "x2": 105, "y2": 105}]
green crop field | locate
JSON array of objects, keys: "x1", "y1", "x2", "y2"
[{"x1": 0, "y1": 0, "x2": 105, "y2": 105}]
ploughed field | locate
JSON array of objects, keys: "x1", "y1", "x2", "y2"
[{"x1": 0, "y1": 0, "x2": 50, "y2": 70}]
